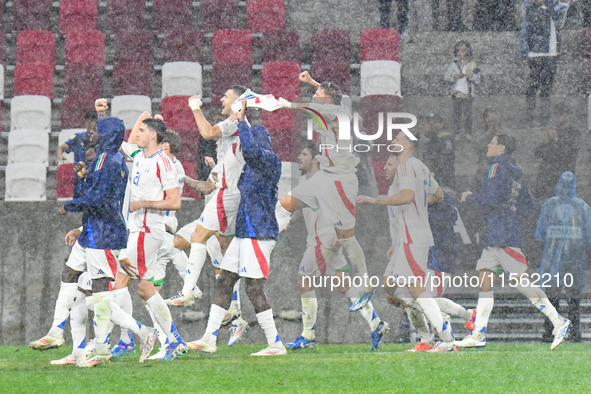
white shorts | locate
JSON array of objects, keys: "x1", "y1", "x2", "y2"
[
  {"x1": 387, "y1": 242, "x2": 433, "y2": 286},
  {"x1": 197, "y1": 188, "x2": 240, "y2": 236},
  {"x1": 220, "y1": 237, "x2": 276, "y2": 279},
  {"x1": 299, "y1": 244, "x2": 347, "y2": 277},
  {"x1": 154, "y1": 232, "x2": 176, "y2": 285},
  {"x1": 176, "y1": 222, "x2": 225, "y2": 268},
  {"x1": 122, "y1": 231, "x2": 164, "y2": 282},
  {"x1": 291, "y1": 171, "x2": 358, "y2": 230},
  {"x1": 176, "y1": 220, "x2": 198, "y2": 243},
  {"x1": 78, "y1": 272, "x2": 92, "y2": 292},
  {"x1": 476, "y1": 246, "x2": 528, "y2": 276},
  {"x1": 87, "y1": 248, "x2": 119, "y2": 280},
  {"x1": 66, "y1": 241, "x2": 87, "y2": 272}
]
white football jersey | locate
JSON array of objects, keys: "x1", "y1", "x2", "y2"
[
  {"x1": 163, "y1": 157, "x2": 185, "y2": 233},
  {"x1": 213, "y1": 116, "x2": 246, "y2": 193},
  {"x1": 387, "y1": 183, "x2": 400, "y2": 252},
  {"x1": 300, "y1": 175, "x2": 336, "y2": 248}
]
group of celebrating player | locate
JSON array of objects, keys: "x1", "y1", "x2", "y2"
[{"x1": 27, "y1": 70, "x2": 572, "y2": 367}]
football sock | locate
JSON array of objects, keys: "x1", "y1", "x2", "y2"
[
  {"x1": 113, "y1": 287, "x2": 134, "y2": 345},
  {"x1": 301, "y1": 291, "x2": 318, "y2": 340},
  {"x1": 182, "y1": 243, "x2": 207, "y2": 295},
  {"x1": 256, "y1": 309, "x2": 283, "y2": 347},
  {"x1": 47, "y1": 282, "x2": 78, "y2": 338},
  {"x1": 435, "y1": 298, "x2": 473, "y2": 321},
  {"x1": 203, "y1": 304, "x2": 227, "y2": 345},
  {"x1": 70, "y1": 291, "x2": 88, "y2": 359},
  {"x1": 206, "y1": 236, "x2": 224, "y2": 266},
  {"x1": 275, "y1": 201, "x2": 292, "y2": 232},
  {"x1": 405, "y1": 307, "x2": 432, "y2": 344},
  {"x1": 145, "y1": 304, "x2": 167, "y2": 347},
  {"x1": 515, "y1": 284, "x2": 563, "y2": 327},
  {"x1": 229, "y1": 279, "x2": 241, "y2": 311},
  {"x1": 93, "y1": 291, "x2": 113, "y2": 355},
  {"x1": 415, "y1": 297, "x2": 453, "y2": 342},
  {"x1": 146, "y1": 293, "x2": 181, "y2": 344},
  {"x1": 474, "y1": 291, "x2": 494, "y2": 333},
  {"x1": 170, "y1": 247, "x2": 188, "y2": 280},
  {"x1": 357, "y1": 300, "x2": 380, "y2": 331},
  {"x1": 339, "y1": 237, "x2": 370, "y2": 290}
]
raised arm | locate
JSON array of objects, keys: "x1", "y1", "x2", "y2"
[
  {"x1": 188, "y1": 96, "x2": 222, "y2": 140},
  {"x1": 128, "y1": 111, "x2": 153, "y2": 144}
]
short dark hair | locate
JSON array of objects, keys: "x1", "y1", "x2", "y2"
[
  {"x1": 85, "y1": 111, "x2": 98, "y2": 121},
  {"x1": 228, "y1": 85, "x2": 248, "y2": 97},
  {"x1": 454, "y1": 40, "x2": 473, "y2": 57},
  {"x1": 143, "y1": 118, "x2": 167, "y2": 144},
  {"x1": 162, "y1": 129, "x2": 182, "y2": 155},
  {"x1": 320, "y1": 81, "x2": 342, "y2": 105},
  {"x1": 398, "y1": 130, "x2": 420, "y2": 147},
  {"x1": 301, "y1": 141, "x2": 319, "y2": 158},
  {"x1": 496, "y1": 134, "x2": 516, "y2": 155}
]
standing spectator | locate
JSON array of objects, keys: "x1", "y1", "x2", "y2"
[
  {"x1": 535, "y1": 171, "x2": 591, "y2": 343},
  {"x1": 422, "y1": 113, "x2": 456, "y2": 190},
  {"x1": 447, "y1": 0, "x2": 466, "y2": 31},
  {"x1": 444, "y1": 41, "x2": 480, "y2": 141},
  {"x1": 378, "y1": 0, "x2": 409, "y2": 39},
  {"x1": 474, "y1": 0, "x2": 517, "y2": 31}
]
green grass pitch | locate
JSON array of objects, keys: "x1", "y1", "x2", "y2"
[{"x1": 1, "y1": 343, "x2": 590, "y2": 393}]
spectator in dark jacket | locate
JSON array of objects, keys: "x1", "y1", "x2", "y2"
[{"x1": 422, "y1": 113, "x2": 456, "y2": 190}]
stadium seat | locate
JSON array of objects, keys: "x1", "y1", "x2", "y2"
[
  {"x1": 63, "y1": 63, "x2": 103, "y2": 98},
  {"x1": 211, "y1": 62, "x2": 252, "y2": 106},
  {"x1": 111, "y1": 95, "x2": 152, "y2": 129},
  {"x1": 199, "y1": 0, "x2": 239, "y2": 33},
  {"x1": 212, "y1": 30, "x2": 252, "y2": 64},
  {"x1": 112, "y1": 62, "x2": 152, "y2": 96},
  {"x1": 162, "y1": 62, "x2": 203, "y2": 98},
  {"x1": 360, "y1": 28, "x2": 400, "y2": 62},
  {"x1": 262, "y1": 30, "x2": 300, "y2": 63},
  {"x1": 372, "y1": 161, "x2": 389, "y2": 195},
  {"x1": 107, "y1": 0, "x2": 145, "y2": 33},
  {"x1": 5, "y1": 163, "x2": 47, "y2": 201},
  {"x1": 16, "y1": 30, "x2": 55, "y2": 66},
  {"x1": 61, "y1": 94, "x2": 96, "y2": 129},
  {"x1": 153, "y1": 0, "x2": 192, "y2": 32},
  {"x1": 114, "y1": 30, "x2": 154, "y2": 65},
  {"x1": 582, "y1": 28, "x2": 591, "y2": 58},
  {"x1": 14, "y1": 63, "x2": 54, "y2": 98},
  {"x1": 164, "y1": 30, "x2": 203, "y2": 63},
  {"x1": 56, "y1": 163, "x2": 75, "y2": 200},
  {"x1": 181, "y1": 162, "x2": 200, "y2": 199},
  {"x1": 361, "y1": 95, "x2": 402, "y2": 161},
  {"x1": 11, "y1": 95, "x2": 51, "y2": 130},
  {"x1": 278, "y1": 161, "x2": 299, "y2": 199},
  {"x1": 311, "y1": 29, "x2": 350, "y2": 63},
  {"x1": 360, "y1": 60, "x2": 401, "y2": 97},
  {"x1": 13, "y1": 0, "x2": 51, "y2": 31},
  {"x1": 58, "y1": 128, "x2": 86, "y2": 163},
  {"x1": 247, "y1": 0, "x2": 285, "y2": 32},
  {"x1": 262, "y1": 110, "x2": 299, "y2": 133},
  {"x1": 65, "y1": 31, "x2": 105, "y2": 66},
  {"x1": 261, "y1": 61, "x2": 301, "y2": 99},
  {"x1": 59, "y1": 0, "x2": 98, "y2": 34},
  {"x1": 175, "y1": 130, "x2": 199, "y2": 162},
  {"x1": 161, "y1": 96, "x2": 197, "y2": 132},
  {"x1": 8, "y1": 129, "x2": 49, "y2": 165},
  {"x1": 267, "y1": 123, "x2": 300, "y2": 162},
  {"x1": 311, "y1": 61, "x2": 350, "y2": 94}
]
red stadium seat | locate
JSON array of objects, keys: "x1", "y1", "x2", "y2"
[
  {"x1": 311, "y1": 29, "x2": 350, "y2": 63},
  {"x1": 361, "y1": 95, "x2": 402, "y2": 161},
  {"x1": 124, "y1": 129, "x2": 132, "y2": 142},
  {"x1": 211, "y1": 62, "x2": 252, "y2": 106},
  {"x1": 107, "y1": 0, "x2": 145, "y2": 33},
  {"x1": 360, "y1": 28, "x2": 399, "y2": 62},
  {"x1": 311, "y1": 61, "x2": 350, "y2": 94},
  {"x1": 212, "y1": 30, "x2": 252, "y2": 64},
  {"x1": 262, "y1": 30, "x2": 300, "y2": 63},
  {"x1": 161, "y1": 96, "x2": 197, "y2": 132},
  {"x1": 176, "y1": 130, "x2": 199, "y2": 163},
  {"x1": 65, "y1": 31, "x2": 105, "y2": 65},
  {"x1": 114, "y1": 30, "x2": 154, "y2": 64},
  {"x1": 61, "y1": 95, "x2": 96, "y2": 129},
  {"x1": 372, "y1": 161, "x2": 389, "y2": 195},
  {"x1": 262, "y1": 61, "x2": 301, "y2": 99},
  {"x1": 59, "y1": 0, "x2": 98, "y2": 34},
  {"x1": 181, "y1": 162, "x2": 200, "y2": 199},
  {"x1": 247, "y1": 0, "x2": 285, "y2": 32},
  {"x1": 582, "y1": 28, "x2": 591, "y2": 58},
  {"x1": 153, "y1": 0, "x2": 192, "y2": 33},
  {"x1": 64, "y1": 63, "x2": 103, "y2": 98},
  {"x1": 56, "y1": 163, "x2": 75, "y2": 199},
  {"x1": 14, "y1": 63, "x2": 54, "y2": 98},
  {"x1": 16, "y1": 30, "x2": 55, "y2": 66},
  {"x1": 164, "y1": 30, "x2": 203, "y2": 63},
  {"x1": 199, "y1": 0, "x2": 239, "y2": 33},
  {"x1": 267, "y1": 120, "x2": 301, "y2": 162},
  {"x1": 112, "y1": 62, "x2": 152, "y2": 96},
  {"x1": 13, "y1": 0, "x2": 51, "y2": 31}
]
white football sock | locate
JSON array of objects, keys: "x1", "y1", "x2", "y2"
[
  {"x1": 93, "y1": 291, "x2": 113, "y2": 355},
  {"x1": 113, "y1": 287, "x2": 134, "y2": 345},
  {"x1": 256, "y1": 309, "x2": 283, "y2": 347},
  {"x1": 356, "y1": 300, "x2": 380, "y2": 331},
  {"x1": 435, "y1": 298, "x2": 472, "y2": 321},
  {"x1": 206, "y1": 236, "x2": 224, "y2": 267},
  {"x1": 515, "y1": 284, "x2": 563, "y2": 327},
  {"x1": 275, "y1": 201, "x2": 292, "y2": 232},
  {"x1": 47, "y1": 282, "x2": 79, "y2": 338},
  {"x1": 229, "y1": 279, "x2": 241, "y2": 311},
  {"x1": 415, "y1": 297, "x2": 453, "y2": 342},
  {"x1": 70, "y1": 291, "x2": 88, "y2": 359},
  {"x1": 182, "y1": 243, "x2": 207, "y2": 295},
  {"x1": 339, "y1": 237, "x2": 370, "y2": 291},
  {"x1": 203, "y1": 304, "x2": 227, "y2": 345},
  {"x1": 405, "y1": 307, "x2": 432, "y2": 344},
  {"x1": 145, "y1": 304, "x2": 167, "y2": 347},
  {"x1": 170, "y1": 248, "x2": 188, "y2": 280},
  {"x1": 301, "y1": 291, "x2": 318, "y2": 340},
  {"x1": 145, "y1": 292, "x2": 181, "y2": 344},
  {"x1": 474, "y1": 291, "x2": 494, "y2": 333}
]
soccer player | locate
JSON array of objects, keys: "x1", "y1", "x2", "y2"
[
  {"x1": 285, "y1": 143, "x2": 390, "y2": 351},
  {"x1": 456, "y1": 134, "x2": 571, "y2": 350},
  {"x1": 187, "y1": 100, "x2": 287, "y2": 356},
  {"x1": 357, "y1": 133, "x2": 458, "y2": 352},
  {"x1": 277, "y1": 71, "x2": 374, "y2": 312}
]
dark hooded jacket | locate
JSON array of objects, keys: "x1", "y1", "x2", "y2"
[
  {"x1": 64, "y1": 117, "x2": 128, "y2": 250},
  {"x1": 235, "y1": 121, "x2": 281, "y2": 239},
  {"x1": 428, "y1": 190, "x2": 458, "y2": 274},
  {"x1": 466, "y1": 154, "x2": 535, "y2": 248},
  {"x1": 535, "y1": 172, "x2": 591, "y2": 292}
]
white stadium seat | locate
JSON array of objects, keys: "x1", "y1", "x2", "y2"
[
  {"x1": 111, "y1": 95, "x2": 152, "y2": 129},
  {"x1": 58, "y1": 128, "x2": 86, "y2": 163},
  {"x1": 360, "y1": 60, "x2": 401, "y2": 97},
  {"x1": 161, "y1": 61, "x2": 203, "y2": 98},
  {"x1": 8, "y1": 128, "x2": 49, "y2": 166},
  {"x1": 10, "y1": 95, "x2": 52, "y2": 130},
  {"x1": 5, "y1": 162, "x2": 47, "y2": 201}
]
